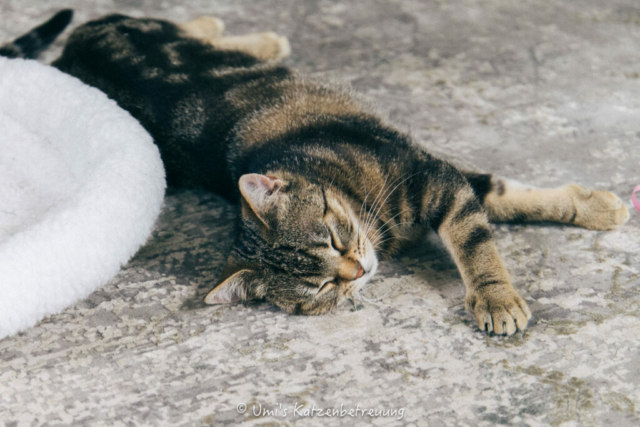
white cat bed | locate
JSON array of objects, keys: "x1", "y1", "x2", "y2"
[{"x1": 0, "y1": 58, "x2": 166, "y2": 339}]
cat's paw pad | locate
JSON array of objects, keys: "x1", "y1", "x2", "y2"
[
  {"x1": 466, "y1": 287, "x2": 531, "y2": 336},
  {"x1": 566, "y1": 184, "x2": 630, "y2": 231},
  {"x1": 181, "y1": 16, "x2": 226, "y2": 40}
]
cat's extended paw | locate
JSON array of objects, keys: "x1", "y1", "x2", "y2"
[
  {"x1": 566, "y1": 184, "x2": 630, "y2": 231},
  {"x1": 465, "y1": 286, "x2": 531, "y2": 336},
  {"x1": 249, "y1": 32, "x2": 291, "y2": 60},
  {"x1": 180, "y1": 16, "x2": 226, "y2": 40}
]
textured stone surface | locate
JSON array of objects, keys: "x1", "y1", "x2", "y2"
[{"x1": 1, "y1": 0, "x2": 640, "y2": 425}]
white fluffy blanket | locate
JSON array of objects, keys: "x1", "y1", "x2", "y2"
[{"x1": 0, "y1": 58, "x2": 166, "y2": 339}]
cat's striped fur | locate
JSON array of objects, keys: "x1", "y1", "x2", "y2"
[{"x1": 2, "y1": 11, "x2": 629, "y2": 335}]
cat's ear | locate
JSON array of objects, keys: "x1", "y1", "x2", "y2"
[
  {"x1": 238, "y1": 173, "x2": 286, "y2": 228},
  {"x1": 204, "y1": 269, "x2": 254, "y2": 305}
]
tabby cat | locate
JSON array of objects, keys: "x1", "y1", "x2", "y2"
[{"x1": 1, "y1": 10, "x2": 629, "y2": 336}]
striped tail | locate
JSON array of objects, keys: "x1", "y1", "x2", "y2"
[{"x1": 0, "y1": 9, "x2": 73, "y2": 59}]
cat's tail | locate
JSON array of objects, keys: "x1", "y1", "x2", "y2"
[{"x1": 0, "y1": 9, "x2": 73, "y2": 59}]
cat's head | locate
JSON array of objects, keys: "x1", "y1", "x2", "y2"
[{"x1": 205, "y1": 173, "x2": 378, "y2": 314}]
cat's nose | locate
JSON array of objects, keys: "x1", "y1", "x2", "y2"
[
  {"x1": 355, "y1": 262, "x2": 364, "y2": 279},
  {"x1": 338, "y1": 260, "x2": 365, "y2": 281}
]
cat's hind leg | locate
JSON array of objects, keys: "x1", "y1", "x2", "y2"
[{"x1": 465, "y1": 172, "x2": 630, "y2": 230}]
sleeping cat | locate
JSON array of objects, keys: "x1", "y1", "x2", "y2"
[{"x1": 1, "y1": 10, "x2": 629, "y2": 336}]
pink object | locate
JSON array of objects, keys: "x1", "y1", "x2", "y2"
[{"x1": 632, "y1": 185, "x2": 640, "y2": 213}]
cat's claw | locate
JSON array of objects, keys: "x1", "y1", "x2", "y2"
[{"x1": 466, "y1": 287, "x2": 531, "y2": 336}]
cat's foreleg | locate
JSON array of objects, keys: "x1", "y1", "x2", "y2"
[
  {"x1": 180, "y1": 16, "x2": 226, "y2": 40},
  {"x1": 464, "y1": 173, "x2": 629, "y2": 230},
  {"x1": 210, "y1": 33, "x2": 291, "y2": 61},
  {"x1": 428, "y1": 175, "x2": 531, "y2": 335},
  {"x1": 180, "y1": 17, "x2": 290, "y2": 61}
]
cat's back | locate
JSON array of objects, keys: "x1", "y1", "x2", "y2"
[{"x1": 53, "y1": 14, "x2": 411, "y2": 195}]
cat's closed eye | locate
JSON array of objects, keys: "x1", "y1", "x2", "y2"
[
  {"x1": 317, "y1": 279, "x2": 336, "y2": 296},
  {"x1": 326, "y1": 225, "x2": 343, "y2": 253}
]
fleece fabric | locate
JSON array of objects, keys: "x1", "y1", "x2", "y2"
[{"x1": 0, "y1": 57, "x2": 166, "y2": 339}]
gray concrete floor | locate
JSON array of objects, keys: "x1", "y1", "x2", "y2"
[{"x1": 1, "y1": 1, "x2": 640, "y2": 426}]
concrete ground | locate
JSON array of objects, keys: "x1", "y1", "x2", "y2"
[{"x1": 1, "y1": 0, "x2": 640, "y2": 426}]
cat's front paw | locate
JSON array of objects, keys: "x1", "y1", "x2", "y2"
[
  {"x1": 465, "y1": 285, "x2": 531, "y2": 336},
  {"x1": 565, "y1": 184, "x2": 629, "y2": 231},
  {"x1": 252, "y1": 32, "x2": 291, "y2": 60},
  {"x1": 181, "y1": 16, "x2": 226, "y2": 40}
]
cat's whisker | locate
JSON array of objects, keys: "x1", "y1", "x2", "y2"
[
  {"x1": 366, "y1": 169, "x2": 427, "y2": 240},
  {"x1": 364, "y1": 166, "x2": 441, "y2": 247},
  {"x1": 348, "y1": 295, "x2": 367, "y2": 313},
  {"x1": 357, "y1": 179, "x2": 373, "y2": 246},
  {"x1": 371, "y1": 222, "x2": 414, "y2": 246},
  {"x1": 362, "y1": 169, "x2": 421, "y2": 241},
  {"x1": 364, "y1": 172, "x2": 409, "y2": 238},
  {"x1": 364, "y1": 183, "x2": 395, "y2": 237},
  {"x1": 371, "y1": 233, "x2": 411, "y2": 249},
  {"x1": 363, "y1": 176, "x2": 389, "y2": 237},
  {"x1": 358, "y1": 180, "x2": 379, "y2": 255},
  {"x1": 366, "y1": 170, "x2": 408, "y2": 235},
  {"x1": 371, "y1": 220, "x2": 414, "y2": 242},
  {"x1": 368, "y1": 207, "x2": 413, "y2": 244},
  {"x1": 354, "y1": 288, "x2": 387, "y2": 307},
  {"x1": 357, "y1": 184, "x2": 368, "y2": 246},
  {"x1": 370, "y1": 213, "x2": 415, "y2": 241}
]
